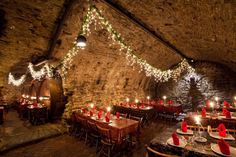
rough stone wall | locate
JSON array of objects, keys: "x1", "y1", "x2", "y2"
[
  {"x1": 52, "y1": 1, "x2": 177, "y2": 110},
  {"x1": 113, "y1": 0, "x2": 236, "y2": 71},
  {"x1": 0, "y1": 0, "x2": 65, "y2": 101},
  {"x1": 156, "y1": 62, "x2": 236, "y2": 111}
]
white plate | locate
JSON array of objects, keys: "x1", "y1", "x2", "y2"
[
  {"x1": 195, "y1": 136, "x2": 207, "y2": 143},
  {"x1": 211, "y1": 143, "x2": 236, "y2": 157},
  {"x1": 167, "y1": 137, "x2": 187, "y2": 148},
  {"x1": 176, "y1": 129, "x2": 193, "y2": 135},
  {"x1": 209, "y1": 132, "x2": 235, "y2": 141}
]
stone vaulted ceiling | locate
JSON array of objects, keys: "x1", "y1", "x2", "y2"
[{"x1": 0, "y1": 0, "x2": 235, "y2": 87}]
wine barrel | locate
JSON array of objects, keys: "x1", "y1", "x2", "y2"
[
  {"x1": 29, "y1": 81, "x2": 38, "y2": 99},
  {"x1": 38, "y1": 77, "x2": 65, "y2": 121}
]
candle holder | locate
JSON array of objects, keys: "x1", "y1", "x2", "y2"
[
  {"x1": 194, "y1": 116, "x2": 207, "y2": 143},
  {"x1": 163, "y1": 96, "x2": 167, "y2": 106}
]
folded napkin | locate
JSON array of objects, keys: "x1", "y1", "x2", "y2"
[
  {"x1": 218, "y1": 123, "x2": 226, "y2": 137},
  {"x1": 206, "y1": 100, "x2": 210, "y2": 108},
  {"x1": 224, "y1": 101, "x2": 230, "y2": 108},
  {"x1": 33, "y1": 101, "x2": 38, "y2": 107},
  {"x1": 168, "y1": 100, "x2": 174, "y2": 105},
  {"x1": 225, "y1": 110, "x2": 231, "y2": 119},
  {"x1": 116, "y1": 112, "x2": 120, "y2": 119},
  {"x1": 222, "y1": 108, "x2": 228, "y2": 116},
  {"x1": 89, "y1": 111, "x2": 93, "y2": 117},
  {"x1": 159, "y1": 100, "x2": 164, "y2": 105},
  {"x1": 181, "y1": 121, "x2": 188, "y2": 132},
  {"x1": 201, "y1": 107, "x2": 206, "y2": 117},
  {"x1": 99, "y1": 108, "x2": 104, "y2": 113},
  {"x1": 82, "y1": 108, "x2": 87, "y2": 114},
  {"x1": 141, "y1": 103, "x2": 145, "y2": 108},
  {"x1": 106, "y1": 112, "x2": 111, "y2": 117},
  {"x1": 105, "y1": 115, "x2": 110, "y2": 122},
  {"x1": 218, "y1": 139, "x2": 230, "y2": 155},
  {"x1": 172, "y1": 132, "x2": 179, "y2": 145},
  {"x1": 97, "y1": 112, "x2": 102, "y2": 119}
]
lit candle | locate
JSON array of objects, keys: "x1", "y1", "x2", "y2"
[
  {"x1": 210, "y1": 101, "x2": 214, "y2": 108},
  {"x1": 234, "y1": 96, "x2": 236, "y2": 101},
  {"x1": 26, "y1": 95, "x2": 29, "y2": 98},
  {"x1": 195, "y1": 116, "x2": 201, "y2": 125},
  {"x1": 31, "y1": 96, "x2": 36, "y2": 100},
  {"x1": 163, "y1": 96, "x2": 167, "y2": 104},
  {"x1": 107, "y1": 106, "x2": 111, "y2": 112},
  {"x1": 90, "y1": 103, "x2": 94, "y2": 108},
  {"x1": 147, "y1": 96, "x2": 150, "y2": 100},
  {"x1": 135, "y1": 99, "x2": 139, "y2": 104},
  {"x1": 215, "y1": 97, "x2": 219, "y2": 105},
  {"x1": 22, "y1": 94, "x2": 25, "y2": 98},
  {"x1": 126, "y1": 98, "x2": 130, "y2": 103},
  {"x1": 39, "y1": 97, "x2": 43, "y2": 101}
]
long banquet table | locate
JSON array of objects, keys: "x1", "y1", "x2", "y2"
[
  {"x1": 77, "y1": 112, "x2": 139, "y2": 143},
  {"x1": 184, "y1": 112, "x2": 236, "y2": 130},
  {"x1": 113, "y1": 104, "x2": 154, "y2": 124},
  {"x1": 149, "y1": 123, "x2": 236, "y2": 157}
]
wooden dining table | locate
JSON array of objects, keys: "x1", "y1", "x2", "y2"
[
  {"x1": 149, "y1": 123, "x2": 236, "y2": 157},
  {"x1": 184, "y1": 112, "x2": 236, "y2": 130},
  {"x1": 113, "y1": 104, "x2": 154, "y2": 124},
  {"x1": 77, "y1": 112, "x2": 139, "y2": 143}
]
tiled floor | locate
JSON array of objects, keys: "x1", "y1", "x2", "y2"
[{"x1": 1, "y1": 112, "x2": 177, "y2": 157}]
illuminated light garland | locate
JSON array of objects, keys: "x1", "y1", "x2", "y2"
[
  {"x1": 8, "y1": 73, "x2": 26, "y2": 86},
  {"x1": 60, "y1": 46, "x2": 79, "y2": 77},
  {"x1": 28, "y1": 63, "x2": 54, "y2": 80},
  {"x1": 61, "y1": 5, "x2": 194, "y2": 82}
]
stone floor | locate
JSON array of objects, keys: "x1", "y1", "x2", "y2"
[
  {"x1": 0, "y1": 110, "x2": 66, "y2": 153},
  {"x1": 1, "y1": 114, "x2": 176, "y2": 157}
]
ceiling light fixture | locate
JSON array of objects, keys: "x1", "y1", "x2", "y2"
[{"x1": 76, "y1": 35, "x2": 87, "y2": 47}]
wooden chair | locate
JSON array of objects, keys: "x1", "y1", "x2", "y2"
[
  {"x1": 96, "y1": 124, "x2": 115, "y2": 157},
  {"x1": 120, "y1": 113, "x2": 128, "y2": 118},
  {"x1": 76, "y1": 115, "x2": 88, "y2": 144},
  {"x1": 145, "y1": 145, "x2": 180, "y2": 157},
  {"x1": 128, "y1": 115, "x2": 143, "y2": 146},
  {"x1": 87, "y1": 120, "x2": 100, "y2": 152}
]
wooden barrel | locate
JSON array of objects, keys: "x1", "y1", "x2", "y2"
[
  {"x1": 38, "y1": 77, "x2": 66, "y2": 121},
  {"x1": 38, "y1": 79, "x2": 50, "y2": 108},
  {"x1": 29, "y1": 81, "x2": 38, "y2": 98}
]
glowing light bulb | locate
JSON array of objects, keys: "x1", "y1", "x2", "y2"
[
  {"x1": 147, "y1": 96, "x2": 150, "y2": 100},
  {"x1": 163, "y1": 96, "x2": 167, "y2": 100},
  {"x1": 126, "y1": 98, "x2": 130, "y2": 102},
  {"x1": 90, "y1": 103, "x2": 94, "y2": 108},
  {"x1": 135, "y1": 99, "x2": 139, "y2": 104}
]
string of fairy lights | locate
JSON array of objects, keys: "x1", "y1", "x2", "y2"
[
  {"x1": 8, "y1": 63, "x2": 54, "y2": 86},
  {"x1": 8, "y1": 5, "x2": 195, "y2": 86},
  {"x1": 61, "y1": 5, "x2": 195, "y2": 82}
]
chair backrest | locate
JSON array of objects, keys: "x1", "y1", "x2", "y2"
[
  {"x1": 87, "y1": 120, "x2": 98, "y2": 132},
  {"x1": 146, "y1": 146, "x2": 179, "y2": 157},
  {"x1": 129, "y1": 115, "x2": 143, "y2": 125},
  {"x1": 120, "y1": 113, "x2": 128, "y2": 118},
  {"x1": 96, "y1": 124, "x2": 111, "y2": 142},
  {"x1": 76, "y1": 115, "x2": 87, "y2": 128}
]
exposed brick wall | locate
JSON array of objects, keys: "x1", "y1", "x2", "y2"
[{"x1": 156, "y1": 62, "x2": 236, "y2": 111}]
